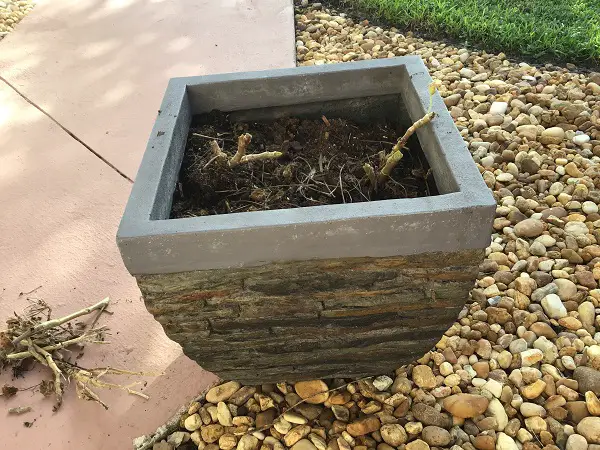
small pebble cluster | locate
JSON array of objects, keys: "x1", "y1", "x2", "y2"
[
  {"x1": 0, "y1": 0, "x2": 34, "y2": 39},
  {"x1": 143, "y1": 3, "x2": 600, "y2": 450}
]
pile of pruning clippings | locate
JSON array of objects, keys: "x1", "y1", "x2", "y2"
[{"x1": 0, "y1": 297, "x2": 153, "y2": 414}]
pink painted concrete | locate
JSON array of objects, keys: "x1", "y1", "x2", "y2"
[
  {"x1": 0, "y1": 0, "x2": 296, "y2": 179},
  {"x1": 0, "y1": 81, "x2": 218, "y2": 449}
]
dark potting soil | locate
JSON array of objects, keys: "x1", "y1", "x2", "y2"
[{"x1": 170, "y1": 111, "x2": 438, "y2": 218}]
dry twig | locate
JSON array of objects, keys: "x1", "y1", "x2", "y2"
[
  {"x1": 8, "y1": 406, "x2": 32, "y2": 415},
  {"x1": 29, "y1": 340, "x2": 64, "y2": 409},
  {"x1": 6, "y1": 328, "x2": 107, "y2": 360}
]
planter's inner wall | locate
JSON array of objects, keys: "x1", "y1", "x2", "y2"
[{"x1": 227, "y1": 94, "x2": 409, "y2": 125}]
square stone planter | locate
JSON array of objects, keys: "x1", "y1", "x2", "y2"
[{"x1": 117, "y1": 57, "x2": 495, "y2": 384}]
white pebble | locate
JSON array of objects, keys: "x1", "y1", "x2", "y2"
[
  {"x1": 541, "y1": 294, "x2": 568, "y2": 319},
  {"x1": 481, "y1": 155, "x2": 495, "y2": 167},
  {"x1": 439, "y1": 362, "x2": 454, "y2": 376},
  {"x1": 472, "y1": 377, "x2": 487, "y2": 387},
  {"x1": 483, "y1": 378, "x2": 504, "y2": 398},
  {"x1": 496, "y1": 173, "x2": 514, "y2": 182},
  {"x1": 489, "y1": 102, "x2": 508, "y2": 115},
  {"x1": 583, "y1": 201, "x2": 599, "y2": 215},
  {"x1": 561, "y1": 356, "x2": 576, "y2": 370},
  {"x1": 549, "y1": 182, "x2": 564, "y2": 196},
  {"x1": 573, "y1": 134, "x2": 590, "y2": 145},
  {"x1": 373, "y1": 375, "x2": 393, "y2": 391},
  {"x1": 497, "y1": 433, "x2": 519, "y2": 450}
]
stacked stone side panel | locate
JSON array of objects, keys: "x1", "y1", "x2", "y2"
[{"x1": 137, "y1": 249, "x2": 483, "y2": 383}]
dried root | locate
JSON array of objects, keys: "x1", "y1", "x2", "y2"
[
  {"x1": 70, "y1": 366, "x2": 151, "y2": 410},
  {"x1": 1, "y1": 297, "x2": 156, "y2": 411}
]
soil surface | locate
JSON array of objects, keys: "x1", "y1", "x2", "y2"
[{"x1": 171, "y1": 111, "x2": 437, "y2": 218}]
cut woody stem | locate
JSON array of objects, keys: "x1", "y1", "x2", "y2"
[
  {"x1": 365, "y1": 80, "x2": 439, "y2": 190},
  {"x1": 363, "y1": 163, "x2": 377, "y2": 193},
  {"x1": 206, "y1": 133, "x2": 283, "y2": 169},
  {"x1": 378, "y1": 111, "x2": 435, "y2": 185},
  {"x1": 229, "y1": 133, "x2": 252, "y2": 166}
]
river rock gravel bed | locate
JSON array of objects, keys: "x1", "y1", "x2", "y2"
[
  {"x1": 140, "y1": 3, "x2": 600, "y2": 450},
  {"x1": 0, "y1": 0, "x2": 34, "y2": 40}
]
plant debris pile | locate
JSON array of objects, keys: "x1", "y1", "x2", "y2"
[
  {"x1": 1, "y1": 297, "x2": 151, "y2": 412},
  {"x1": 171, "y1": 111, "x2": 437, "y2": 218}
]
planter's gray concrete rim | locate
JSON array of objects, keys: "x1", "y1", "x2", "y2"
[
  {"x1": 118, "y1": 57, "x2": 495, "y2": 275},
  {"x1": 119, "y1": 192, "x2": 479, "y2": 237}
]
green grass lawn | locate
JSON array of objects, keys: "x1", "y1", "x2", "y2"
[{"x1": 342, "y1": 0, "x2": 600, "y2": 64}]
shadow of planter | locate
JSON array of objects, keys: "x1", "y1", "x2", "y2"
[{"x1": 117, "y1": 57, "x2": 495, "y2": 383}]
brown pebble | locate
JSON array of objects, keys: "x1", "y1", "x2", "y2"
[
  {"x1": 543, "y1": 375, "x2": 556, "y2": 397},
  {"x1": 505, "y1": 418, "x2": 521, "y2": 437},
  {"x1": 474, "y1": 435, "x2": 496, "y2": 450},
  {"x1": 540, "y1": 431, "x2": 554, "y2": 446},
  {"x1": 548, "y1": 407, "x2": 568, "y2": 421},
  {"x1": 476, "y1": 417, "x2": 497, "y2": 431},
  {"x1": 523, "y1": 443, "x2": 542, "y2": 450},
  {"x1": 473, "y1": 362, "x2": 490, "y2": 379},
  {"x1": 393, "y1": 398, "x2": 410, "y2": 418},
  {"x1": 346, "y1": 416, "x2": 381, "y2": 437},
  {"x1": 256, "y1": 409, "x2": 277, "y2": 429},
  {"x1": 546, "y1": 395, "x2": 567, "y2": 410},
  {"x1": 530, "y1": 322, "x2": 558, "y2": 339},
  {"x1": 565, "y1": 401, "x2": 590, "y2": 423}
]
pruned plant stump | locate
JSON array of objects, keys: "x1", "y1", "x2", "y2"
[{"x1": 117, "y1": 58, "x2": 495, "y2": 384}]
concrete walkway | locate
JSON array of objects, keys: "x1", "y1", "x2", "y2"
[{"x1": 0, "y1": 0, "x2": 295, "y2": 448}]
